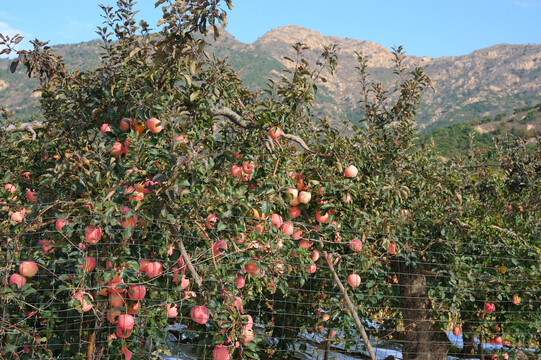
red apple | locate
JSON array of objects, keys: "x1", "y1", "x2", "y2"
[
  {"x1": 55, "y1": 218, "x2": 68, "y2": 232},
  {"x1": 110, "y1": 141, "x2": 124, "y2": 157},
  {"x1": 107, "y1": 307, "x2": 122, "y2": 324},
  {"x1": 242, "y1": 161, "x2": 255, "y2": 174},
  {"x1": 347, "y1": 273, "x2": 361, "y2": 287},
  {"x1": 512, "y1": 295, "x2": 521, "y2": 305},
  {"x1": 26, "y1": 189, "x2": 37, "y2": 202},
  {"x1": 299, "y1": 239, "x2": 312, "y2": 249},
  {"x1": 316, "y1": 209, "x2": 329, "y2": 224},
  {"x1": 166, "y1": 303, "x2": 178, "y2": 318},
  {"x1": 233, "y1": 296, "x2": 243, "y2": 311},
  {"x1": 115, "y1": 326, "x2": 132, "y2": 339},
  {"x1": 109, "y1": 293, "x2": 125, "y2": 308},
  {"x1": 11, "y1": 211, "x2": 25, "y2": 223},
  {"x1": 453, "y1": 326, "x2": 461, "y2": 336},
  {"x1": 85, "y1": 226, "x2": 102, "y2": 244},
  {"x1": 100, "y1": 123, "x2": 111, "y2": 135},
  {"x1": 108, "y1": 274, "x2": 126, "y2": 294},
  {"x1": 298, "y1": 191, "x2": 311, "y2": 204},
  {"x1": 312, "y1": 250, "x2": 320, "y2": 261},
  {"x1": 139, "y1": 259, "x2": 150, "y2": 273},
  {"x1": 230, "y1": 164, "x2": 242, "y2": 177},
  {"x1": 342, "y1": 193, "x2": 352, "y2": 203},
  {"x1": 212, "y1": 240, "x2": 228, "y2": 257},
  {"x1": 74, "y1": 291, "x2": 94, "y2": 312},
  {"x1": 484, "y1": 302, "x2": 496, "y2": 313},
  {"x1": 289, "y1": 206, "x2": 301, "y2": 218},
  {"x1": 326, "y1": 253, "x2": 340, "y2": 266},
  {"x1": 82, "y1": 257, "x2": 96, "y2": 272},
  {"x1": 120, "y1": 118, "x2": 132, "y2": 131},
  {"x1": 128, "y1": 285, "x2": 146, "y2": 301},
  {"x1": 268, "y1": 127, "x2": 281, "y2": 139},
  {"x1": 387, "y1": 242, "x2": 397, "y2": 255},
  {"x1": 213, "y1": 345, "x2": 230, "y2": 360},
  {"x1": 145, "y1": 262, "x2": 163, "y2": 277},
  {"x1": 281, "y1": 222, "x2": 294, "y2": 236},
  {"x1": 127, "y1": 301, "x2": 140, "y2": 314},
  {"x1": 350, "y1": 239, "x2": 363, "y2": 252},
  {"x1": 191, "y1": 305, "x2": 209, "y2": 324},
  {"x1": 19, "y1": 261, "x2": 38, "y2": 277},
  {"x1": 344, "y1": 165, "x2": 358, "y2": 178},
  {"x1": 146, "y1": 117, "x2": 163, "y2": 133},
  {"x1": 245, "y1": 260, "x2": 260, "y2": 276},
  {"x1": 287, "y1": 188, "x2": 299, "y2": 206},
  {"x1": 307, "y1": 263, "x2": 317, "y2": 274},
  {"x1": 270, "y1": 213, "x2": 283, "y2": 229},
  {"x1": 4, "y1": 183, "x2": 16, "y2": 193},
  {"x1": 235, "y1": 276, "x2": 245, "y2": 289},
  {"x1": 117, "y1": 314, "x2": 134, "y2": 330},
  {"x1": 9, "y1": 273, "x2": 26, "y2": 289},
  {"x1": 241, "y1": 326, "x2": 254, "y2": 343}
]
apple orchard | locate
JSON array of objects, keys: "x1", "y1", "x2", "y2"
[{"x1": 0, "y1": 1, "x2": 539, "y2": 360}]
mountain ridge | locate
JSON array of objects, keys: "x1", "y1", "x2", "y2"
[{"x1": 1, "y1": 26, "x2": 540, "y2": 128}]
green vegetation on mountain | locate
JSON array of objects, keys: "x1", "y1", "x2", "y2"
[{"x1": 422, "y1": 103, "x2": 541, "y2": 157}]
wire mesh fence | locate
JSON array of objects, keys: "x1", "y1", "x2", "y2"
[{"x1": 1, "y1": 202, "x2": 539, "y2": 360}]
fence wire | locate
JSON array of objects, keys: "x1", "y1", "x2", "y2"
[{"x1": 1, "y1": 203, "x2": 539, "y2": 360}]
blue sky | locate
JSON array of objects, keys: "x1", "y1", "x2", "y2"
[{"x1": 0, "y1": 0, "x2": 540, "y2": 58}]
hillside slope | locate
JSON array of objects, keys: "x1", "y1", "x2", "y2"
[{"x1": 1, "y1": 26, "x2": 540, "y2": 129}]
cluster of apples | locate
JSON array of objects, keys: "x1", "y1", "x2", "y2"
[
  {"x1": 3, "y1": 183, "x2": 30, "y2": 223},
  {"x1": 8, "y1": 261, "x2": 39, "y2": 289},
  {"x1": 101, "y1": 117, "x2": 163, "y2": 157},
  {"x1": 230, "y1": 161, "x2": 256, "y2": 182},
  {"x1": 103, "y1": 260, "x2": 163, "y2": 339}
]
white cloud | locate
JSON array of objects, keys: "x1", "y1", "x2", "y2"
[
  {"x1": 510, "y1": 1, "x2": 539, "y2": 7},
  {"x1": 0, "y1": 21, "x2": 31, "y2": 58},
  {"x1": 0, "y1": 21, "x2": 21, "y2": 37}
]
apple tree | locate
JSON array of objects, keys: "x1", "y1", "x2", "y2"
[{"x1": 0, "y1": 1, "x2": 539, "y2": 360}]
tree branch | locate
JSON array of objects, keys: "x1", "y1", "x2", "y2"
[
  {"x1": 210, "y1": 105, "x2": 333, "y2": 158},
  {"x1": 489, "y1": 225, "x2": 530, "y2": 248},
  {"x1": 210, "y1": 105, "x2": 254, "y2": 129},
  {"x1": 4, "y1": 121, "x2": 46, "y2": 140},
  {"x1": 169, "y1": 224, "x2": 203, "y2": 289},
  {"x1": 316, "y1": 237, "x2": 377, "y2": 360}
]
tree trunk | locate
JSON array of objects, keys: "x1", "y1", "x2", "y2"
[
  {"x1": 397, "y1": 260, "x2": 450, "y2": 360},
  {"x1": 461, "y1": 320, "x2": 477, "y2": 356},
  {"x1": 86, "y1": 298, "x2": 108, "y2": 360}
]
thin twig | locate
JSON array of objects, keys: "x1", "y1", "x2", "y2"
[{"x1": 489, "y1": 225, "x2": 530, "y2": 248}]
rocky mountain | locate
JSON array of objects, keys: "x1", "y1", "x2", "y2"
[{"x1": 1, "y1": 25, "x2": 540, "y2": 129}]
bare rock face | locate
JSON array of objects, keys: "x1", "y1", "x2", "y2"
[{"x1": 244, "y1": 26, "x2": 541, "y2": 127}]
